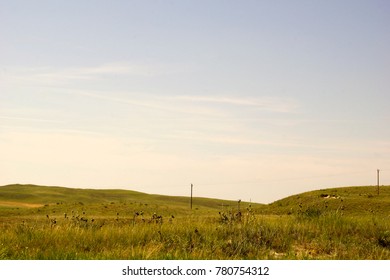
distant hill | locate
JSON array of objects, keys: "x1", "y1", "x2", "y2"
[
  {"x1": 0, "y1": 184, "x2": 258, "y2": 211},
  {"x1": 1, "y1": 184, "x2": 389, "y2": 216},
  {"x1": 265, "y1": 185, "x2": 390, "y2": 216}
]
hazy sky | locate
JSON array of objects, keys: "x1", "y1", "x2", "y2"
[{"x1": 1, "y1": 0, "x2": 389, "y2": 203}]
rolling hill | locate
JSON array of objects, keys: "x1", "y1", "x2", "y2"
[
  {"x1": 0, "y1": 184, "x2": 257, "y2": 212},
  {"x1": 1, "y1": 184, "x2": 389, "y2": 216},
  {"x1": 265, "y1": 185, "x2": 390, "y2": 216}
]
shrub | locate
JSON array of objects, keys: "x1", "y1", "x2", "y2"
[{"x1": 378, "y1": 231, "x2": 390, "y2": 248}]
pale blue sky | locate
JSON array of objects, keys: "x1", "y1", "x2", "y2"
[{"x1": 1, "y1": 0, "x2": 389, "y2": 203}]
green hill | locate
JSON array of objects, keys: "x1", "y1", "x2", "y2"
[
  {"x1": 0, "y1": 184, "x2": 257, "y2": 213},
  {"x1": 265, "y1": 185, "x2": 390, "y2": 216},
  {"x1": 1, "y1": 184, "x2": 389, "y2": 216}
]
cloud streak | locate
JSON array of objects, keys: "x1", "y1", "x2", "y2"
[
  {"x1": 1, "y1": 62, "x2": 174, "y2": 86},
  {"x1": 2, "y1": 64, "x2": 298, "y2": 114},
  {"x1": 171, "y1": 95, "x2": 298, "y2": 113},
  {"x1": 0, "y1": 115, "x2": 64, "y2": 123}
]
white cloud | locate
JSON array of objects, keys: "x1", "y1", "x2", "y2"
[
  {"x1": 170, "y1": 95, "x2": 298, "y2": 113},
  {"x1": 59, "y1": 89, "x2": 229, "y2": 118},
  {"x1": 1, "y1": 62, "x2": 176, "y2": 87},
  {"x1": 0, "y1": 115, "x2": 64, "y2": 124}
]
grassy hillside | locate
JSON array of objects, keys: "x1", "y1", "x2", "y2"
[
  {"x1": 265, "y1": 185, "x2": 390, "y2": 216},
  {"x1": 0, "y1": 184, "x2": 258, "y2": 216},
  {"x1": 1, "y1": 184, "x2": 389, "y2": 216}
]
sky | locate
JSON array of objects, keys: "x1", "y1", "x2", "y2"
[{"x1": 1, "y1": 0, "x2": 389, "y2": 203}]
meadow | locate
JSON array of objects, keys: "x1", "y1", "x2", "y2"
[{"x1": 1, "y1": 184, "x2": 390, "y2": 259}]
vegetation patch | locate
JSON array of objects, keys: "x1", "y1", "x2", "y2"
[{"x1": 378, "y1": 231, "x2": 390, "y2": 249}]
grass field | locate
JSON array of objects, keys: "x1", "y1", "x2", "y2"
[{"x1": 1, "y1": 184, "x2": 390, "y2": 259}]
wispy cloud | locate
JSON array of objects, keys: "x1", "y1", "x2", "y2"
[
  {"x1": 69, "y1": 90, "x2": 162, "y2": 109},
  {"x1": 0, "y1": 115, "x2": 64, "y2": 124},
  {"x1": 171, "y1": 95, "x2": 298, "y2": 113},
  {"x1": 1, "y1": 62, "x2": 173, "y2": 86},
  {"x1": 58, "y1": 89, "x2": 228, "y2": 118}
]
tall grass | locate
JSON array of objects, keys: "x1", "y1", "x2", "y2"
[{"x1": 1, "y1": 208, "x2": 390, "y2": 259}]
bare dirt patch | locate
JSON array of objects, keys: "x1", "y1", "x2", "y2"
[{"x1": 0, "y1": 201, "x2": 43, "y2": 208}]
